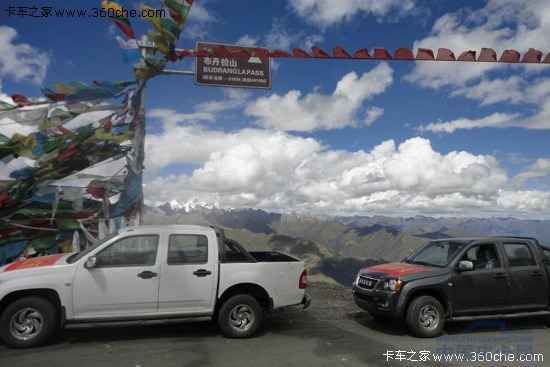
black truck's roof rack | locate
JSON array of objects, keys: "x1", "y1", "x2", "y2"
[
  {"x1": 489, "y1": 236, "x2": 541, "y2": 244},
  {"x1": 488, "y1": 236, "x2": 550, "y2": 250}
]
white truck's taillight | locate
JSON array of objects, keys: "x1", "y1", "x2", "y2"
[{"x1": 299, "y1": 269, "x2": 308, "y2": 289}]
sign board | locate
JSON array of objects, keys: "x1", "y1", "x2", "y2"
[{"x1": 195, "y1": 42, "x2": 271, "y2": 89}]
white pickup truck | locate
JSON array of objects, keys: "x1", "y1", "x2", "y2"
[{"x1": 0, "y1": 225, "x2": 310, "y2": 348}]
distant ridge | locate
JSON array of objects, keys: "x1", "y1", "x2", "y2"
[{"x1": 142, "y1": 203, "x2": 550, "y2": 286}]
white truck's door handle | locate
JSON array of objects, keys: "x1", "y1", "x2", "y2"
[
  {"x1": 193, "y1": 269, "x2": 212, "y2": 277},
  {"x1": 137, "y1": 271, "x2": 158, "y2": 279}
]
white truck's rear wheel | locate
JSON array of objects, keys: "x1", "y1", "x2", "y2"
[
  {"x1": 218, "y1": 294, "x2": 263, "y2": 338},
  {"x1": 0, "y1": 296, "x2": 59, "y2": 348}
]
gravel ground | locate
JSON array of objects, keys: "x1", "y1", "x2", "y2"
[{"x1": 1, "y1": 283, "x2": 549, "y2": 367}]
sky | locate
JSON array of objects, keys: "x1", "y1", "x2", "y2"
[{"x1": 1, "y1": 0, "x2": 550, "y2": 218}]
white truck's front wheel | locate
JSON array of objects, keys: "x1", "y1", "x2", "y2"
[
  {"x1": 218, "y1": 294, "x2": 263, "y2": 338},
  {"x1": 0, "y1": 296, "x2": 59, "y2": 348}
]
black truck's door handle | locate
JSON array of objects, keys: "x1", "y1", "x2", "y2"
[
  {"x1": 493, "y1": 272, "x2": 507, "y2": 279},
  {"x1": 137, "y1": 271, "x2": 158, "y2": 279},
  {"x1": 193, "y1": 269, "x2": 212, "y2": 277},
  {"x1": 530, "y1": 270, "x2": 543, "y2": 278}
]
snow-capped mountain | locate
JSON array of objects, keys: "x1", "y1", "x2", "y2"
[
  {"x1": 155, "y1": 199, "x2": 221, "y2": 215},
  {"x1": 145, "y1": 201, "x2": 550, "y2": 244}
]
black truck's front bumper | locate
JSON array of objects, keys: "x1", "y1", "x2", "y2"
[{"x1": 352, "y1": 286, "x2": 401, "y2": 319}]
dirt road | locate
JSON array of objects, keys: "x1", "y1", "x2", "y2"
[{"x1": 1, "y1": 283, "x2": 549, "y2": 367}]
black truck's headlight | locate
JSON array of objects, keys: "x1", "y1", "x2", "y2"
[{"x1": 380, "y1": 279, "x2": 403, "y2": 292}]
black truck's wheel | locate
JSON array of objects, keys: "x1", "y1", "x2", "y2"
[
  {"x1": 0, "y1": 296, "x2": 59, "y2": 348},
  {"x1": 218, "y1": 294, "x2": 263, "y2": 338},
  {"x1": 406, "y1": 295, "x2": 445, "y2": 338}
]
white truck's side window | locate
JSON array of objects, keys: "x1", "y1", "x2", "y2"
[
  {"x1": 96, "y1": 235, "x2": 159, "y2": 267},
  {"x1": 168, "y1": 234, "x2": 208, "y2": 265}
]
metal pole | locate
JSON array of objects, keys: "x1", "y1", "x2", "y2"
[
  {"x1": 135, "y1": 84, "x2": 146, "y2": 226},
  {"x1": 131, "y1": 42, "x2": 193, "y2": 226},
  {"x1": 137, "y1": 41, "x2": 192, "y2": 54},
  {"x1": 161, "y1": 69, "x2": 195, "y2": 76}
]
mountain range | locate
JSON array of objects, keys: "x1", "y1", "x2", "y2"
[{"x1": 144, "y1": 202, "x2": 550, "y2": 286}]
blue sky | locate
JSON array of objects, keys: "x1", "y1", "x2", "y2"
[{"x1": 1, "y1": 0, "x2": 550, "y2": 218}]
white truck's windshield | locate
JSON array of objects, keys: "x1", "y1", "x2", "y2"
[{"x1": 66, "y1": 233, "x2": 119, "y2": 264}]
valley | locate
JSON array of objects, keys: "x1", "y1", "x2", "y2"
[{"x1": 144, "y1": 203, "x2": 550, "y2": 286}]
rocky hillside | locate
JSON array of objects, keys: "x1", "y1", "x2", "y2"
[
  {"x1": 273, "y1": 215, "x2": 426, "y2": 261},
  {"x1": 143, "y1": 203, "x2": 550, "y2": 286},
  {"x1": 143, "y1": 206, "x2": 426, "y2": 286},
  {"x1": 339, "y1": 215, "x2": 550, "y2": 243}
]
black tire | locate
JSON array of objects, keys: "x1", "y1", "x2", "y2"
[
  {"x1": 0, "y1": 296, "x2": 59, "y2": 348},
  {"x1": 217, "y1": 294, "x2": 263, "y2": 338},
  {"x1": 406, "y1": 295, "x2": 445, "y2": 338}
]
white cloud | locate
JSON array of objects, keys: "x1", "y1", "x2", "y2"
[
  {"x1": 418, "y1": 112, "x2": 521, "y2": 134},
  {"x1": 195, "y1": 88, "x2": 250, "y2": 114},
  {"x1": 0, "y1": 82, "x2": 11, "y2": 103},
  {"x1": 188, "y1": 2, "x2": 214, "y2": 23},
  {"x1": 0, "y1": 26, "x2": 49, "y2": 84},
  {"x1": 190, "y1": 132, "x2": 321, "y2": 194},
  {"x1": 143, "y1": 113, "x2": 550, "y2": 217},
  {"x1": 302, "y1": 34, "x2": 325, "y2": 50},
  {"x1": 236, "y1": 35, "x2": 259, "y2": 47},
  {"x1": 364, "y1": 106, "x2": 384, "y2": 126},
  {"x1": 147, "y1": 109, "x2": 215, "y2": 129},
  {"x1": 417, "y1": 74, "x2": 550, "y2": 133},
  {"x1": 181, "y1": 2, "x2": 215, "y2": 40},
  {"x1": 497, "y1": 190, "x2": 550, "y2": 213},
  {"x1": 236, "y1": 19, "x2": 324, "y2": 54},
  {"x1": 264, "y1": 20, "x2": 302, "y2": 50},
  {"x1": 147, "y1": 89, "x2": 250, "y2": 130},
  {"x1": 234, "y1": 20, "x2": 324, "y2": 75},
  {"x1": 522, "y1": 100, "x2": 550, "y2": 130},
  {"x1": 406, "y1": 1, "x2": 550, "y2": 132},
  {"x1": 245, "y1": 63, "x2": 393, "y2": 131},
  {"x1": 144, "y1": 124, "x2": 321, "y2": 172},
  {"x1": 513, "y1": 159, "x2": 550, "y2": 186},
  {"x1": 288, "y1": 0, "x2": 416, "y2": 26},
  {"x1": 451, "y1": 76, "x2": 550, "y2": 107},
  {"x1": 265, "y1": 20, "x2": 324, "y2": 50},
  {"x1": 407, "y1": 0, "x2": 550, "y2": 89},
  {"x1": 451, "y1": 77, "x2": 525, "y2": 106}
]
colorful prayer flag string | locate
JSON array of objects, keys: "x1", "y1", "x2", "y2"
[{"x1": 101, "y1": 1, "x2": 135, "y2": 39}]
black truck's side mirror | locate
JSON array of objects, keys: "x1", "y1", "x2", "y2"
[{"x1": 457, "y1": 260, "x2": 474, "y2": 272}]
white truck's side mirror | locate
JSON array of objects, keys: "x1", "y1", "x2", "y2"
[{"x1": 85, "y1": 256, "x2": 97, "y2": 269}]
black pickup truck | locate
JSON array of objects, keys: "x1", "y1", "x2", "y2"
[{"x1": 353, "y1": 236, "x2": 550, "y2": 337}]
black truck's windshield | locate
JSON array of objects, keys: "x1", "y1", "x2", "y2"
[{"x1": 407, "y1": 240, "x2": 470, "y2": 268}]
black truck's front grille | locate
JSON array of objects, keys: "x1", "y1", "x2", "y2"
[{"x1": 357, "y1": 276, "x2": 378, "y2": 290}]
